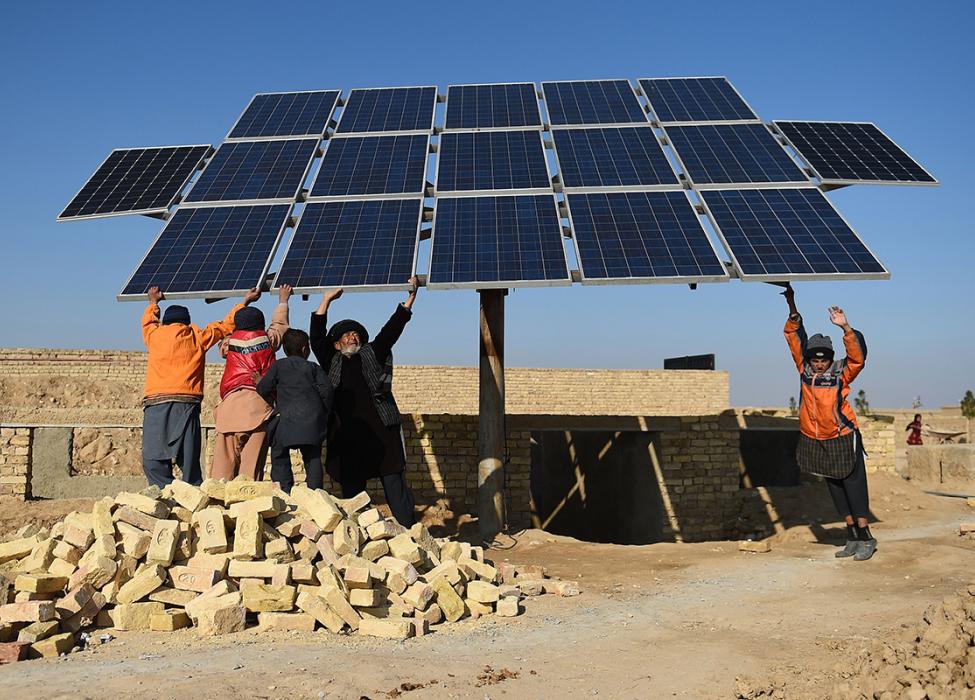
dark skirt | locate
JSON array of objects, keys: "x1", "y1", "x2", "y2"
[{"x1": 796, "y1": 430, "x2": 859, "y2": 479}]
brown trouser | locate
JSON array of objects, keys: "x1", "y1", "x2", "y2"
[{"x1": 210, "y1": 428, "x2": 269, "y2": 481}]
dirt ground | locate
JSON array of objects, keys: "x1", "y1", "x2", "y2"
[{"x1": 1, "y1": 473, "x2": 974, "y2": 699}]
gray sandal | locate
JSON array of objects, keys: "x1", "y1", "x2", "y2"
[
  {"x1": 854, "y1": 539, "x2": 877, "y2": 561},
  {"x1": 835, "y1": 540, "x2": 859, "y2": 558}
]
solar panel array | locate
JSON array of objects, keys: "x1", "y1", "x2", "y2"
[
  {"x1": 227, "y1": 91, "x2": 340, "y2": 140},
  {"x1": 59, "y1": 145, "x2": 211, "y2": 221},
  {"x1": 774, "y1": 121, "x2": 937, "y2": 185},
  {"x1": 444, "y1": 83, "x2": 541, "y2": 130},
  {"x1": 184, "y1": 138, "x2": 319, "y2": 204},
  {"x1": 120, "y1": 205, "x2": 291, "y2": 299},
  {"x1": 55, "y1": 77, "x2": 936, "y2": 299},
  {"x1": 640, "y1": 77, "x2": 758, "y2": 124}
]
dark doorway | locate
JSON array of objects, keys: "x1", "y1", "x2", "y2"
[
  {"x1": 739, "y1": 430, "x2": 801, "y2": 487},
  {"x1": 530, "y1": 430, "x2": 667, "y2": 544}
]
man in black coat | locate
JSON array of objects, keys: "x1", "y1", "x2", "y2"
[
  {"x1": 256, "y1": 329, "x2": 334, "y2": 493},
  {"x1": 309, "y1": 277, "x2": 418, "y2": 526}
]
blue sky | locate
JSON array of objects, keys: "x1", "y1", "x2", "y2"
[{"x1": 1, "y1": 1, "x2": 971, "y2": 408}]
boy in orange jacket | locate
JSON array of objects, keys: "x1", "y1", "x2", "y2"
[{"x1": 141, "y1": 285, "x2": 260, "y2": 487}]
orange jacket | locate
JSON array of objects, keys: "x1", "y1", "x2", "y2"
[
  {"x1": 785, "y1": 314, "x2": 866, "y2": 441},
  {"x1": 142, "y1": 302, "x2": 244, "y2": 400}
]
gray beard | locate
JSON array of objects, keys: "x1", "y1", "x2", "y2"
[{"x1": 340, "y1": 345, "x2": 361, "y2": 357}]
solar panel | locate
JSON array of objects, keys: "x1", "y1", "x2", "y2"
[
  {"x1": 183, "y1": 139, "x2": 319, "y2": 205},
  {"x1": 336, "y1": 87, "x2": 437, "y2": 135},
  {"x1": 700, "y1": 188, "x2": 888, "y2": 280},
  {"x1": 566, "y1": 191, "x2": 728, "y2": 283},
  {"x1": 640, "y1": 77, "x2": 758, "y2": 124},
  {"x1": 308, "y1": 135, "x2": 428, "y2": 199},
  {"x1": 444, "y1": 83, "x2": 541, "y2": 130},
  {"x1": 58, "y1": 145, "x2": 211, "y2": 221},
  {"x1": 429, "y1": 194, "x2": 570, "y2": 288},
  {"x1": 774, "y1": 121, "x2": 937, "y2": 185},
  {"x1": 274, "y1": 199, "x2": 421, "y2": 292},
  {"x1": 436, "y1": 130, "x2": 550, "y2": 194},
  {"x1": 119, "y1": 204, "x2": 291, "y2": 299},
  {"x1": 666, "y1": 123, "x2": 809, "y2": 187},
  {"x1": 227, "y1": 91, "x2": 340, "y2": 140},
  {"x1": 542, "y1": 80, "x2": 647, "y2": 127},
  {"x1": 551, "y1": 126, "x2": 678, "y2": 190}
]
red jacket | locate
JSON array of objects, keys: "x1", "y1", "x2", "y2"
[
  {"x1": 219, "y1": 329, "x2": 276, "y2": 400},
  {"x1": 785, "y1": 315, "x2": 866, "y2": 441}
]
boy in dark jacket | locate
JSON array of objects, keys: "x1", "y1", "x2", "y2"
[{"x1": 256, "y1": 329, "x2": 334, "y2": 493}]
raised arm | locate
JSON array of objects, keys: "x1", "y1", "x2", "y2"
[
  {"x1": 371, "y1": 276, "x2": 418, "y2": 362},
  {"x1": 266, "y1": 284, "x2": 292, "y2": 351},
  {"x1": 142, "y1": 286, "x2": 164, "y2": 346},
  {"x1": 781, "y1": 284, "x2": 805, "y2": 372},
  {"x1": 831, "y1": 306, "x2": 866, "y2": 385},
  {"x1": 199, "y1": 288, "x2": 260, "y2": 350},
  {"x1": 310, "y1": 288, "x2": 343, "y2": 367}
]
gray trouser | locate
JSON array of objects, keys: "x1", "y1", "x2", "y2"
[{"x1": 142, "y1": 402, "x2": 203, "y2": 487}]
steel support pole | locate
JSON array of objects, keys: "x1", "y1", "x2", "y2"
[{"x1": 478, "y1": 288, "x2": 506, "y2": 540}]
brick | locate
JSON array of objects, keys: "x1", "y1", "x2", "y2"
[
  {"x1": 348, "y1": 589, "x2": 385, "y2": 608},
  {"x1": 14, "y1": 574, "x2": 67, "y2": 594},
  {"x1": 429, "y1": 576, "x2": 464, "y2": 623},
  {"x1": 289, "y1": 485, "x2": 343, "y2": 532},
  {"x1": 52, "y1": 541, "x2": 82, "y2": 565},
  {"x1": 46, "y1": 558, "x2": 77, "y2": 578},
  {"x1": 315, "y1": 535, "x2": 339, "y2": 565},
  {"x1": 357, "y1": 508, "x2": 382, "y2": 528},
  {"x1": 29, "y1": 631, "x2": 74, "y2": 658},
  {"x1": 227, "y1": 560, "x2": 278, "y2": 579},
  {"x1": 516, "y1": 580, "x2": 544, "y2": 597},
  {"x1": 360, "y1": 540, "x2": 389, "y2": 562},
  {"x1": 298, "y1": 520, "x2": 323, "y2": 542},
  {"x1": 149, "y1": 587, "x2": 198, "y2": 606},
  {"x1": 411, "y1": 618, "x2": 430, "y2": 637},
  {"x1": 232, "y1": 511, "x2": 263, "y2": 560},
  {"x1": 439, "y1": 542, "x2": 463, "y2": 562},
  {"x1": 265, "y1": 537, "x2": 294, "y2": 563},
  {"x1": 225, "y1": 479, "x2": 278, "y2": 504},
  {"x1": 150, "y1": 609, "x2": 191, "y2": 631},
  {"x1": 337, "y1": 491, "x2": 371, "y2": 514},
  {"x1": 186, "y1": 552, "x2": 231, "y2": 575},
  {"x1": 0, "y1": 641, "x2": 31, "y2": 664},
  {"x1": 171, "y1": 506, "x2": 194, "y2": 523},
  {"x1": 61, "y1": 591, "x2": 106, "y2": 633},
  {"x1": 377, "y1": 556, "x2": 419, "y2": 585},
  {"x1": 422, "y1": 561, "x2": 462, "y2": 586},
  {"x1": 544, "y1": 580, "x2": 581, "y2": 597},
  {"x1": 197, "y1": 604, "x2": 246, "y2": 636},
  {"x1": 738, "y1": 540, "x2": 771, "y2": 553},
  {"x1": 358, "y1": 617, "x2": 413, "y2": 640},
  {"x1": 343, "y1": 566, "x2": 371, "y2": 590},
  {"x1": 258, "y1": 612, "x2": 317, "y2": 632},
  {"x1": 200, "y1": 478, "x2": 227, "y2": 503},
  {"x1": 116, "y1": 564, "x2": 166, "y2": 604},
  {"x1": 321, "y1": 586, "x2": 360, "y2": 630},
  {"x1": 230, "y1": 496, "x2": 286, "y2": 519},
  {"x1": 290, "y1": 562, "x2": 317, "y2": 584},
  {"x1": 16, "y1": 620, "x2": 59, "y2": 644},
  {"x1": 68, "y1": 557, "x2": 117, "y2": 590},
  {"x1": 60, "y1": 524, "x2": 94, "y2": 552},
  {"x1": 115, "y1": 492, "x2": 170, "y2": 518},
  {"x1": 116, "y1": 522, "x2": 151, "y2": 559},
  {"x1": 387, "y1": 534, "x2": 423, "y2": 565},
  {"x1": 242, "y1": 583, "x2": 296, "y2": 613},
  {"x1": 54, "y1": 583, "x2": 95, "y2": 619},
  {"x1": 457, "y1": 557, "x2": 497, "y2": 583},
  {"x1": 467, "y1": 581, "x2": 500, "y2": 604},
  {"x1": 403, "y1": 582, "x2": 435, "y2": 611},
  {"x1": 147, "y1": 520, "x2": 181, "y2": 565},
  {"x1": 91, "y1": 499, "x2": 115, "y2": 539},
  {"x1": 331, "y1": 520, "x2": 360, "y2": 557},
  {"x1": 108, "y1": 602, "x2": 165, "y2": 630},
  {"x1": 295, "y1": 591, "x2": 344, "y2": 633},
  {"x1": 366, "y1": 519, "x2": 405, "y2": 541},
  {"x1": 415, "y1": 603, "x2": 443, "y2": 626},
  {"x1": 17, "y1": 539, "x2": 55, "y2": 573},
  {"x1": 185, "y1": 589, "x2": 241, "y2": 622},
  {"x1": 168, "y1": 566, "x2": 221, "y2": 593},
  {"x1": 496, "y1": 597, "x2": 521, "y2": 617},
  {"x1": 465, "y1": 599, "x2": 492, "y2": 619},
  {"x1": 169, "y1": 480, "x2": 209, "y2": 512},
  {"x1": 273, "y1": 513, "x2": 303, "y2": 539}
]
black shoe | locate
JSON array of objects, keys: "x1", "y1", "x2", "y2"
[
  {"x1": 854, "y1": 538, "x2": 877, "y2": 561},
  {"x1": 835, "y1": 540, "x2": 859, "y2": 558}
]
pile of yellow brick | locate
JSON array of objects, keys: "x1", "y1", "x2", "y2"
[{"x1": 0, "y1": 478, "x2": 580, "y2": 663}]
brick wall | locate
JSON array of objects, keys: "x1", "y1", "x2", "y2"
[{"x1": 0, "y1": 427, "x2": 31, "y2": 499}]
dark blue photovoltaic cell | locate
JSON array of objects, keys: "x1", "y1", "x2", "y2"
[
  {"x1": 775, "y1": 121, "x2": 937, "y2": 184},
  {"x1": 310, "y1": 135, "x2": 428, "y2": 197},
  {"x1": 702, "y1": 189, "x2": 887, "y2": 278},
  {"x1": 228, "y1": 91, "x2": 340, "y2": 139},
  {"x1": 542, "y1": 80, "x2": 646, "y2": 126},
  {"x1": 640, "y1": 78, "x2": 757, "y2": 123},
  {"x1": 275, "y1": 199, "x2": 420, "y2": 289},
  {"x1": 437, "y1": 131, "x2": 549, "y2": 192},
  {"x1": 184, "y1": 139, "x2": 318, "y2": 203},
  {"x1": 59, "y1": 145, "x2": 210, "y2": 219},
  {"x1": 552, "y1": 127, "x2": 678, "y2": 188},
  {"x1": 666, "y1": 124, "x2": 808, "y2": 185},
  {"x1": 336, "y1": 87, "x2": 436, "y2": 134},
  {"x1": 567, "y1": 191, "x2": 726, "y2": 280},
  {"x1": 430, "y1": 195, "x2": 570, "y2": 286},
  {"x1": 445, "y1": 83, "x2": 541, "y2": 129},
  {"x1": 121, "y1": 205, "x2": 290, "y2": 296}
]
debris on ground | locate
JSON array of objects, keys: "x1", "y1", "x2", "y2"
[
  {"x1": 738, "y1": 540, "x2": 771, "y2": 554},
  {"x1": 475, "y1": 665, "x2": 521, "y2": 686},
  {"x1": 0, "y1": 478, "x2": 579, "y2": 662}
]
